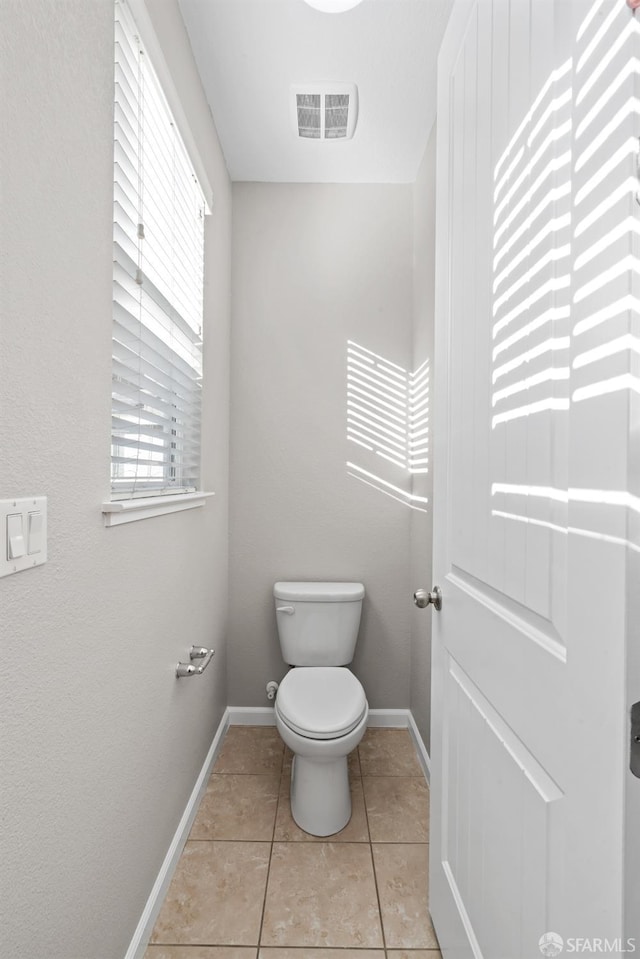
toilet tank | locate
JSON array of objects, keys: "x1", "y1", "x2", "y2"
[{"x1": 274, "y1": 582, "x2": 365, "y2": 666}]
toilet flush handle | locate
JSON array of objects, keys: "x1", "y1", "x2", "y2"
[{"x1": 276, "y1": 605, "x2": 295, "y2": 615}]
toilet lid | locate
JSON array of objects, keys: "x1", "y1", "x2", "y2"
[{"x1": 276, "y1": 667, "x2": 367, "y2": 740}]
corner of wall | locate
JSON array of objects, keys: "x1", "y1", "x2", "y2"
[{"x1": 409, "y1": 124, "x2": 438, "y2": 752}]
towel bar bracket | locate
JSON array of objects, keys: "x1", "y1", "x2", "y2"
[{"x1": 176, "y1": 646, "x2": 215, "y2": 678}]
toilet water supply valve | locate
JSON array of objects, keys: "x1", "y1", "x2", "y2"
[{"x1": 266, "y1": 681, "x2": 279, "y2": 700}]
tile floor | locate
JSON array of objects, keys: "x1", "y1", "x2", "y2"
[{"x1": 145, "y1": 725, "x2": 441, "y2": 959}]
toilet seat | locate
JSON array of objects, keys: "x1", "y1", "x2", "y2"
[{"x1": 276, "y1": 667, "x2": 367, "y2": 740}]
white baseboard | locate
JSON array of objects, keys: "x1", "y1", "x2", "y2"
[
  {"x1": 226, "y1": 705, "x2": 276, "y2": 725},
  {"x1": 407, "y1": 710, "x2": 431, "y2": 784},
  {"x1": 366, "y1": 707, "x2": 412, "y2": 727},
  {"x1": 124, "y1": 706, "x2": 231, "y2": 959},
  {"x1": 126, "y1": 702, "x2": 431, "y2": 958}
]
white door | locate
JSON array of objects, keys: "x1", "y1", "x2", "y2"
[{"x1": 429, "y1": 0, "x2": 640, "y2": 956}]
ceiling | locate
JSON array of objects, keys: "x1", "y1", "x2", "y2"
[{"x1": 177, "y1": 0, "x2": 453, "y2": 183}]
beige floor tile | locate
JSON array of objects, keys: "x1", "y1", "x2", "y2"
[
  {"x1": 372, "y1": 844, "x2": 438, "y2": 948},
  {"x1": 358, "y1": 729, "x2": 422, "y2": 777},
  {"x1": 275, "y1": 776, "x2": 369, "y2": 842},
  {"x1": 260, "y1": 951, "x2": 383, "y2": 959},
  {"x1": 190, "y1": 775, "x2": 280, "y2": 841},
  {"x1": 282, "y1": 747, "x2": 293, "y2": 775},
  {"x1": 150, "y1": 841, "x2": 270, "y2": 945},
  {"x1": 146, "y1": 950, "x2": 257, "y2": 959},
  {"x1": 387, "y1": 952, "x2": 441, "y2": 959},
  {"x1": 214, "y1": 726, "x2": 284, "y2": 775},
  {"x1": 363, "y1": 777, "x2": 430, "y2": 842},
  {"x1": 282, "y1": 747, "x2": 360, "y2": 778},
  {"x1": 261, "y1": 842, "x2": 383, "y2": 947}
]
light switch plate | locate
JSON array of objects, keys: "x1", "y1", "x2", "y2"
[{"x1": 0, "y1": 497, "x2": 47, "y2": 578}]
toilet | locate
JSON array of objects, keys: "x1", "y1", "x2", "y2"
[{"x1": 273, "y1": 581, "x2": 368, "y2": 837}]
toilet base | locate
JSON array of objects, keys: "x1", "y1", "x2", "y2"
[
  {"x1": 290, "y1": 754, "x2": 351, "y2": 836},
  {"x1": 275, "y1": 701, "x2": 368, "y2": 838}
]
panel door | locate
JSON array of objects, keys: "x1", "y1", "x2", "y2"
[{"x1": 430, "y1": 1, "x2": 639, "y2": 956}]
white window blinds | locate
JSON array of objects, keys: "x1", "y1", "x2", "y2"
[{"x1": 112, "y1": 1, "x2": 205, "y2": 498}]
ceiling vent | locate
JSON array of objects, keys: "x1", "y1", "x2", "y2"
[{"x1": 291, "y1": 83, "x2": 358, "y2": 140}]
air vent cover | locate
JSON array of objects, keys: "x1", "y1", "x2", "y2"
[{"x1": 291, "y1": 83, "x2": 358, "y2": 140}]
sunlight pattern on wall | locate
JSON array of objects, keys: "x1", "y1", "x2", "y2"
[
  {"x1": 347, "y1": 341, "x2": 409, "y2": 469},
  {"x1": 409, "y1": 359, "x2": 430, "y2": 475},
  {"x1": 346, "y1": 341, "x2": 429, "y2": 510},
  {"x1": 490, "y1": 0, "x2": 640, "y2": 548}
]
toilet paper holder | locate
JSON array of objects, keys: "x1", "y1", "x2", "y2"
[{"x1": 176, "y1": 646, "x2": 215, "y2": 678}]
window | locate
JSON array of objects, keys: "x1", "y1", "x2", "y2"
[{"x1": 111, "y1": 0, "x2": 205, "y2": 500}]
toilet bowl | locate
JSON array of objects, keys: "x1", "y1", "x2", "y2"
[
  {"x1": 275, "y1": 666, "x2": 368, "y2": 836},
  {"x1": 273, "y1": 580, "x2": 367, "y2": 837}
]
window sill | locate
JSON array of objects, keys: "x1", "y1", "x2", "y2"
[{"x1": 102, "y1": 492, "x2": 215, "y2": 527}]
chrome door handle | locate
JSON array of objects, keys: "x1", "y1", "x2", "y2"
[{"x1": 413, "y1": 586, "x2": 442, "y2": 611}]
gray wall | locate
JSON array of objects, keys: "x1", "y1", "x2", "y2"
[
  {"x1": 0, "y1": 3, "x2": 231, "y2": 958},
  {"x1": 229, "y1": 183, "x2": 414, "y2": 709},
  {"x1": 409, "y1": 127, "x2": 437, "y2": 750}
]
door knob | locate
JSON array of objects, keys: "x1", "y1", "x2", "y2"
[{"x1": 413, "y1": 586, "x2": 442, "y2": 611}]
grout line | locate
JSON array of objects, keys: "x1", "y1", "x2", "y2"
[
  {"x1": 360, "y1": 753, "x2": 388, "y2": 956},
  {"x1": 184, "y1": 839, "x2": 275, "y2": 844},
  {"x1": 254, "y1": 745, "x2": 286, "y2": 953},
  {"x1": 186, "y1": 838, "x2": 377, "y2": 844},
  {"x1": 212, "y1": 771, "x2": 422, "y2": 777},
  {"x1": 208, "y1": 771, "x2": 284, "y2": 776},
  {"x1": 256, "y1": 949, "x2": 442, "y2": 953},
  {"x1": 367, "y1": 839, "x2": 387, "y2": 952},
  {"x1": 358, "y1": 746, "x2": 389, "y2": 959},
  {"x1": 185, "y1": 838, "x2": 429, "y2": 844},
  {"x1": 149, "y1": 946, "x2": 441, "y2": 952},
  {"x1": 255, "y1": 837, "x2": 274, "y2": 954}
]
